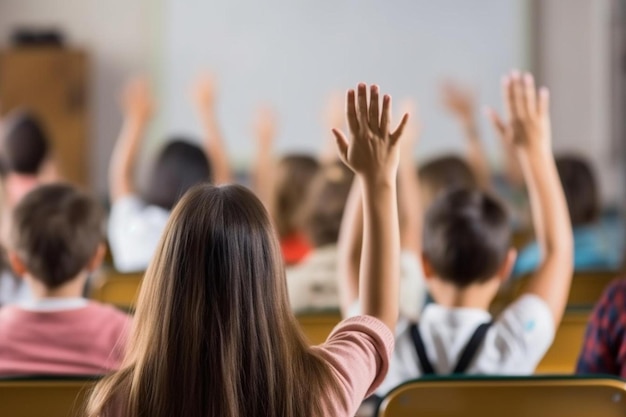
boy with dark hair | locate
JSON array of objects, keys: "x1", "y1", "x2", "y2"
[
  {"x1": 0, "y1": 184, "x2": 130, "y2": 376},
  {"x1": 514, "y1": 155, "x2": 623, "y2": 276},
  {"x1": 339, "y1": 72, "x2": 573, "y2": 396}
]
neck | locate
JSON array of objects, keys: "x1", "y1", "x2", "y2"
[
  {"x1": 24, "y1": 272, "x2": 87, "y2": 300},
  {"x1": 429, "y1": 277, "x2": 501, "y2": 310}
]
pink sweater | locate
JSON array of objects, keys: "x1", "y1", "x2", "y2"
[
  {"x1": 0, "y1": 302, "x2": 131, "y2": 376},
  {"x1": 315, "y1": 315, "x2": 394, "y2": 416}
]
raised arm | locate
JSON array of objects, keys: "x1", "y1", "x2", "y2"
[
  {"x1": 494, "y1": 72, "x2": 573, "y2": 324},
  {"x1": 251, "y1": 106, "x2": 277, "y2": 211},
  {"x1": 333, "y1": 83, "x2": 408, "y2": 331},
  {"x1": 191, "y1": 74, "x2": 232, "y2": 185},
  {"x1": 109, "y1": 78, "x2": 153, "y2": 203},
  {"x1": 398, "y1": 100, "x2": 423, "y2": 255},
  {"x1": 442, "y1": 82, "x2": 491, "y2": 189}
]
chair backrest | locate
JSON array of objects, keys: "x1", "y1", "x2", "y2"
[
  {"x1": 0, "y1": 376, "x2": 97, "y2": 417},
  {"x1": 296, "y1": 311, "x2": 342, "y2": 345},
  {"x1": 492, "y1": 271, "x2": 619, "y2": 315},
  {"x1": 90, "y1": 269, "x2": 144, "y2": 310},
  {"x1": 535, "y1": 310, "x2": 589, "y2": 373},
  {"x1": 377, "y1": 376, "x2": 626, "y2": 417}
]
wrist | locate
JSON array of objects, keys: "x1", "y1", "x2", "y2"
[{"x1": 358, "y1": 172, "x2": 397, "y2": 190}]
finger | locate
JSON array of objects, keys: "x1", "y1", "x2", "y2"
[
  {"x1": 368, "y1": 85, "x2": 380, "y2": 134},
  {"x1": 357, "y1": 83, "x2": 369, "y2": 129},
  {"x1": 390, "y1": 113, "x2": 409, "y2": 146},
  {"x1": 332, "y1": 128, "x2": 349, "y2": 162},
  {"x1": 523, "y1": 73, "x2": 537, "y2": 116},
  {"x1": 537, "y1": 87, "x2": 550, "y2": 118},
  {"x1": 380, "y1": 94, "x2": 391, "y2": 136},
  {"x1": 485, "y1": 107, "x2": 508, "y2": 140},
  {"x1": 502, "y1": 75, "x2": 513, "y2": 120},
  {"x1": 346, "y1": 89, "x2": 359, "y2": 135},
  {"x1": 511, "y1": 71, "x2": 526, "y2": 119}
]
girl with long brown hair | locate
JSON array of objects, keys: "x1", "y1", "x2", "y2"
[{"x1": 87, "y1": 83, "x2": 408, "y2": 417}]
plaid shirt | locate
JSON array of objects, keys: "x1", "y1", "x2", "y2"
[{"x1": 576, "y1": 279, "x2": 626, "y2": 378}]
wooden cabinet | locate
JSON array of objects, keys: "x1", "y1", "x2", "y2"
[{"x1": 0, "y1": 48, "x2": 89, "y2": 186}]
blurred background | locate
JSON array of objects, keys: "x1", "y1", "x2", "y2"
[{"x1": 0, "y1": 0, "x2": 623, "y2": 205}]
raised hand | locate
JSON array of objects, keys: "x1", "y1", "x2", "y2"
[
  {"x1": 121, "y1": 77, "x2": 153, "y2": 124},
  {"x1": 441, "y1": 81, "x2": 475, "y2": 122},
  {"x1": 254, "y1": 105, "x2": 277, "y2": 151},
  {"x1": 398, "y1": 99, "x2": 421, "y2": 156},
  {"x1": 332, "y1": 83, "x2": 409, "y2": 181},
  {"x1": 487, "y1": 72, "x2": 551, "y2": 151},
  {"x1": 191, "y1": 73, "x2": 217, "y2": 112}
]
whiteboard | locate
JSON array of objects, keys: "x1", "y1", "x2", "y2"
[{"x1": 160, "y1": 0, "x2": 530, "y2": 168}]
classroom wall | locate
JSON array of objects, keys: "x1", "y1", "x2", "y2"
[
  {"x1": 0, "y1": 0, "x2": 158, "y2": 197},
  {"x1": 535, "y1": 0, "x2": 619, "y2": 203}
]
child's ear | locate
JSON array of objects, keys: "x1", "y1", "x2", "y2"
[
  {"x1": 86, "y1": 243, "x2": 107, "y2": 273},
  {"x1": 497, "y1": 249, "x2": 518, "y2": 283},
  {"x1": 421, "y1": 252, "x2": 436, "y2": 281},
  {"x1": 8, "y1": 251, "x2": 26, "y2": 278}
]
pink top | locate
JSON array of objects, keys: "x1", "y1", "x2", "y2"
[
  {"x1": 0, "y1": 301, "x2": 131, "y2": 376},
  {"x1": 314, "y1": 315, "x2": 394, "y2": 416}
]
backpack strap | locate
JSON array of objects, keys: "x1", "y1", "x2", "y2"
[
  {"x1": 409, "y1": 323, "x2": 436, "y2": 375},
  {"x1": 410, "y1": 321, "x2": 493, "y2": 376},
  {"x1": 452, "y1": 321, "x2": 493, "y2": 374}
]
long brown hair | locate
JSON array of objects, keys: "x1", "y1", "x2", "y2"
[{"x1": 88, "y1": 184, "x2": 337, "y2": 417}]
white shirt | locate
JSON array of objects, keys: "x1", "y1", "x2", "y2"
[
  {"x1": 108, "y1": 195, "x2": 170, "y2": 273},
  {"x1": 287, "y1": 247, "x2": 426, "y2": 316},
  {"x1": 374, "y1": 294, "x2": 555, "y2": 396},
  {"x1": 19, "y1": 297, "x2": 88, "y2": 312}
]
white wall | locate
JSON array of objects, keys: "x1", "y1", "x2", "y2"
[
  {"x1": 161, "y1": 0, "x2": 530, "y2": 168},
  {"x1": 0, "y1": 0, "x2": 158, "y2": 196},
  {"x1": 536, "y1": 0, "x2": 618, "y2": 203}
]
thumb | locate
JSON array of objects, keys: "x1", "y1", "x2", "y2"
[
  {"x1": 332, "y1": 129, "x2": 349, "y2": 162},
  {"x1": 484, "y1": 107, "x2": 508, "y2": 138}
]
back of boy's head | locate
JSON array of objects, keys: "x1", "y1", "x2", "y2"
[
  {"x1": 418, "y1": 155, "x2": 477, "y2": 206},
  {"x1": 555, "y1": 155, "x2": 599, "y2": 226},
  {"x1": 273, "y1": 154, "x2": 320, "y2": 237},
  {"x1": 10, "y1": 183, "x2": 104, "y2": 289},
  {"x1": 142, "y1": 139, "x2": 212, "y2": 211},
  {"x1": 301, "y1": 160, "x2": 353, "y2": 248},
  {"x1": 423, "y1": 188, "x2": 511, "y2": 287},
  {"x1": 2, "y1": 112, "x2": 50, "y2": 175}
]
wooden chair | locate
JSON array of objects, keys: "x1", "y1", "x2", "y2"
[
  {"x1": 377, "y1": 376, "x2": 626, "y2": 417},
  {"x1": 0, "y1": 376, "x2": 98, "y2": 417},
  {"x1": 492, "y1": 270, "x2": 619, "y2": 315},
  {"x1": 90, "y1": 269, "x2": 144, "y2": 310},
  {"x1": 536, "y1": 310, "x2": 589, "y2": 373},
  {"x1": 296, "y1": 311, "x2": 342, "y2": 345}
]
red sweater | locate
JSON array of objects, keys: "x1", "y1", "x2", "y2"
[{"x1": 0, "y1": 302, "x2": 130, "y2": 376}]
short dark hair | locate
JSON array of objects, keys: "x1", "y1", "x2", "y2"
[
  {"x1": 418, "y1": 155, "x2": 477, "y2": 205},
  {"x1": 302, "y1": 161, "x2": 353, "y2": 248},
  {"x1": 2, "y1": 112, "x2": 50, "y2": 174},
  {"x1": 11, "y1": 184, "x2": 105, "y2": 289},
  {"x1": 555, "y1": 155, "x2": 599, "y2": 226},
  {"x1": 423, "y1": 188, "x2": 511, "y2": 287},
  {"x1": 273, "y1": 154, "x2": 320, "y2": 237},
  {"x1": 142, "y1": 139, "x2": 213, "y2": 211}
]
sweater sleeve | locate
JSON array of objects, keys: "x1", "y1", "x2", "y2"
[{"x1": 313, "y1": 315, "x2": 394, "y2": 416}]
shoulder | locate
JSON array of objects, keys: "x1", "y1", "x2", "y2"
[{"x1": 84, "y1": 302, "x2": 131, "y2": 328}]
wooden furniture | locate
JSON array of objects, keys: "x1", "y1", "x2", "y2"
[
  {"x1": 377, "y1": 376, "x2": 626, "y2": 417},
  {"x1": 0, "y1": 377, "x2": 97, "y2": 417},
  {"x1": 0, "y1": 48, "x2": 89, "y2": 185},
  {"x1": 90, "y1": 269, "x2": 143, "y2": 310},
  {"x1": 536, "y1": 310, "x2": 589, "y2": 373},
  {"x1": 296, "y1": 311, "x2": 342, "y2": 345}
]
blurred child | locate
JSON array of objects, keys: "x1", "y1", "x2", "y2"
[
  {"x1": 513, "y1": 155, "x2": 623, "y2": 276},
  {"x1": 576, "y1": 278, "x2": 626, "y2": 377},
  {"x1": 87, "y1": 83, "x2": 408, "y2": 417},
  {"x1": 0, "y1": 184, "x2": 130, "y2": 376},
  {"x1": 0, "y1": 112, "x2": 60, "y2": 306},
  {"x1": 252, "y1": 108, "x2": 320, "y2": 265},
  {"x1": 286, "y1": 160, "x2": 353, "y2": 312},
  {"x1": 342, "y1": 72, "x2": 573, "y2": 397},
  {"x1": 107, "y1": 76, "x2": 230, "y2": 272},
  {"x1": 418, "y1": 155, "x2": 477, "y2": 208}
]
